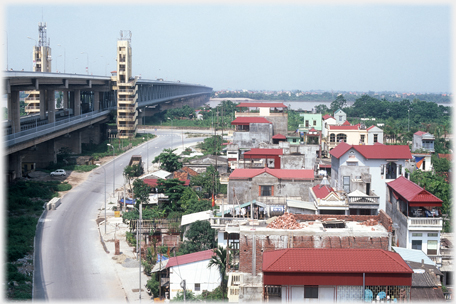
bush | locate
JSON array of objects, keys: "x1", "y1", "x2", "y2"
[
  {"x1": 126, "y1": 231, "x2": 136, "y2": 247},
  {"x1": 55, "y1": 183, "x2": 72, "y2": 191}
]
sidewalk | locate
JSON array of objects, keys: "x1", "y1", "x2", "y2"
[{"x1": 98, "y1": 209, "x2": 153, "y2": 302}]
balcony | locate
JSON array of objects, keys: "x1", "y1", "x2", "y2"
[
  {"x1": 118, "y1": 96, "x2": 138, "y2": 105},
  {"x1": 118, "y1": 113, "x2": 138, "y2": 122},
  {"x1": 407, "y1": 217, "x2": 442, "y2": 228},
  {"x1": 25, "y1": 97, "x2": 40, "y2": 101}
]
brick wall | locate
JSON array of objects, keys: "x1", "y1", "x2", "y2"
[{"x1": 238, "y1": 211, "x2": 393, "y2": 274}]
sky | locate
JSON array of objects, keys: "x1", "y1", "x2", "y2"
[{"x1": 2, "y1": 2, "x2": 453, "y2": 93}]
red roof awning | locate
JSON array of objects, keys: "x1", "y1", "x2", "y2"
[
  {"x1": 236, "y1": 102, "x2": 287, "y2": 108},
  {"x1": 244, "y1": 148, "x2": 283, "y2": 156},
  {"x1": 272, "y1": 134, "x2": 287, "y2": 140},
  {"x1": 231, "y1": 117, "x2": 272, "y2": 125},
  {"x1": 387, "y1": 176, "x2": 442, "y2": 205}
]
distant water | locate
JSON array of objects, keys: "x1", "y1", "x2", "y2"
[{"x1": 208, "y1": 98, "x2": 452, "y2": 110}]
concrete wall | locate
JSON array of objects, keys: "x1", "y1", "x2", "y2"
[
  {"x1": 20, "y1": 140, "x2": 57, "y2": 169},
  {"x1": 233, "y1": 123, "x2": 272, "y2": 148},
  {"x1": 263, "y1": 115, "x2": 288, "y2": 136},
  {"x1": 385, "y1": 190, "x2": 408, "y2": 248},
  {"x1": 281, "y1": 155, "x2": 305, "y2": 169},
  {"x1": 228, "y1": 172, "x2": 315, "y2": 204}
]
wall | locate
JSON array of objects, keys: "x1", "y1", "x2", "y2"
[
  {"x1": 238, "y1": 211, "x2": 391, "y2": 275},
  {"x1": 169, "y1": 259, "x2": 221, "y2": 299},
  {"x1": 263, "y1": 115, "x2": 288, "y2": 136},
  {"x1": 233, "y1": 123, "x2": 272, "y2": 148}
]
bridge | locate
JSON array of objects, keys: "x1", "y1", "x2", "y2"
[{"x1": 4, "y1": 70, "x2": 212, "y2": 181}]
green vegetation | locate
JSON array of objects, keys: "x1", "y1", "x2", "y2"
[
  {"x1": 190, "y1": 165, "x2": 222, "y2": 199},
  {"x1": 152, "y1": 148, "x2": 183, "y2": 172},
  {"x1": 177, "y1": 220, "x2": 217, "y2": 255},
  {"x1": 196, "y1": 135, "x2": 227, "y2": 155},
  {"x1": 207, "y1": 246, "x2": 228, "y2": 299}
]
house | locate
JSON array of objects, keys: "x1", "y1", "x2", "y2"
[
  {"x1": 392, "y1": 246, "x2": 445, "y2": 301},
  {"x1": 308, "y1": 179, "x2": 349, "y2": 215},
  {"x1": 235, "y1": 102, "x2": 288, "y2": 136},
  {"x1": 271, "y1": 133, "x2": 287, "y2": 145},
  {"x1": 439, "y1": 233, "x2": 453, "y2": 293},
  {"x1": 412, "y1": 131, "x2": 435, "y2": 153},
  {"x1": 183, "y1": 155, "x2": 228, "y2": 174},
  {"x1": 334, "y1": 109, "x2": 347, "y2": 125},
  {"x1": 160, "y1": 249, "x2": 221, "y2": 300},
  {"x1": 212, "y1": 211, "x2": 394, "y2": 302},
  {"x1": 173, "y1": 166, "x2": 199, "y2": 182},
  {"x1": 407, "y1": 152, "x2": 433, "y2": 173},
  {"x1": 386, "y1": 176, "x2": 443, "y2": 265},
  {"x1": 231, "y1": 117, "x2": 273, "y2": 148},
  {"x1": 241, "y1": 148, "x2": 283, "y2": 169},
  {"x1": 326, "y1": 123, "x2": 384, "y2": 152},
  {"x1": 263, "y1": 248, "x2": 413, "y2": 302},
  {"x1": 143, "y1": 169, "x2": 173, "y2": 180},
  {"x1": 330, "y1": 142, "x2": 412, "y2": 212},
  {"x1": 298, "y1": 113, "x2": 322, "y2": 133},
  {"x1": 228, "y1": 168, "x2": 315, "y2": 207}
]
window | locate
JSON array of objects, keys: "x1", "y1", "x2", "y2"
[
  {"x1": 313, "y1": 120, "x2": 316, "y2": 126},
  {"x1": 336, "y1": 133, "x2": 347, "y2": 143},
  {"x1": 339, "y1": 116, "x2": 342, "y2": 122},
  {"x1": 330, "y1": 134, "x2": 335, "y2": 143},
  {"x1": 195, "y1": 283, "x2": 201, "y2": 291},
  {"x1": 343, "y1": 176, "x2": 350, "y2": 193},
  {"x1": 374, "y1": 134, "x2": 378, "y2": 143},
  {"x1": 428, "y1": 233, "x2": 438, "y2": 237},
  {"x1": 305, "y1": 286, "x2": 318, "y2": 299},
  {"x1": 412, "y1": 233, "x2": 423, "y2": 237},
  {"x1": 427, "y1": 240, "x2": 438, "y2": 255},
  {"x1": 422, "y1": 160, "x2": 426, "y2": 170},
  {"x1": 360, "y1": 135, "x2": 365, "y2": 143},
  {"x1": 412, "y1": 240, "x2": 422, "y2": 250},
  {"x1": 305, "y1": 120, "x2": 309, "y2": 127},
  {"x1": 386, "y1": 162, "x2": 397, "y2": 179},
  {"x1": 259, "y1": 185, "x2": 272, "y2": 196}
]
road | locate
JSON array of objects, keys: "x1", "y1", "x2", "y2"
[{"x1": 33, "y1": 129, "x2": 210, "y2": 301}]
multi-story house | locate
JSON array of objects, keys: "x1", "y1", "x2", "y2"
[
  {"x1": 334, "y1": 109, "x2": 347, "y2": 125},
  {"x1": 326, "y1": 123, "x2": 384, "y2": 151},
  {"x1": 412, "y1": 131, "x2": 435, "y2": 153},
  {"x1": 386, "y1": 176, "x2": 443, "y2": 266},
  {"x1": 330, "y1": 142, "x2": 412, "y2": 212}
]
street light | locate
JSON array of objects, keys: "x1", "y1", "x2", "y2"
[
  {"x1": 81, "y1": 51, "x2": 89, "y2": 74},
  {"x1": 57, "y1": 44, "x2": 66, "y2": 73},
  {"x1": 107, "y1": 144, "x2": 115, "y2": 195}
]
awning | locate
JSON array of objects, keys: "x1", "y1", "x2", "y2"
[
  {"x1": 408, "y1": 202, "x2": 442, "y2": 207},
  {"x1": 216, "y1": 200, "x2": 265, "y2": 216},
  {"x1": 120, "y1": 198, "x2": 136, "y2": 205},
  {"x1": 287, "y1": 199, "x2": 317, "y2": 211}
]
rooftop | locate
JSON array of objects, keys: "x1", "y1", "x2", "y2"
[
  {"x1": 231, "y1": 117, "x2": 272, "y2": 125},
  {"x1": 272, "y1": 133, "x2": 287, "y2": 139},
  {"x1": 167, "y1": 249, "x2": 214, "y2": 268},
  {"x1": 236, "y1": 102, "x2": 287, "y2": 108},
  {"x1": 229, "y1": 168, "x2": 314, "y2": 180},
  {"x1": 330, "y1": 142, "x2": 412, "y2": 160},
  {"x1": 387, "y1": 176, "x2": 442, "y2": 205},
  {"x1": 263, "y1": 248, "x2": 412, "y2": 274},
  {"x1": 243, "y1": 148, "x2": 283, "y2": 156}
]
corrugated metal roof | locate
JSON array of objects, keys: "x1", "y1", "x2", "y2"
[
  {"x1": 323, "y1": 114, "x2": 334, "y2": 120},
  {"x1": 286, "y1": 199, "x2": 317, "y2": 211},
  {"x1": 329, "y1": 142, "x2": 352, "y2": 159},
  {"x1": 329, "y1": 125, "x2": 360, "y2": 130},
  {"x1": 236, "y1": 102, "x2": 287, "y2": 108},
  {"x1": 330, "y1": 143, "x2": 412, "y2": 160},
  {"x1": 392, "y1": 247, "x2": 435, "y2": 266},
  {"x1": 311, "y1": 184, "x2": 335, "y2": 199},
  {"x1": 263, "y1": 248, "x2": 413, "y2": 273},
  {"x1": 415, "y1": 131, "x2": 427, "y2": 136},
  {"x1": 231, "y1": 117, "x2": 272, "y2": 125},
  {"x1": 272, "y1": 133, "x2": 287, "y2": 139},
  {"x1": 167, "y1": 249, "x2": 214, "y2": 268},
  {"x1": 229, "y1": 168, "x2": 314, "y2": 180},
  {"x1": 387, "y1": 176, "x2": 442, "y2": 203},
  {"x1": 180, "y1": 210, "x2": 212, "y2": 226}
]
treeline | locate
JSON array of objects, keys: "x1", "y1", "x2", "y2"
[{"x1": 213, "y1": 90, "x2": 452, "y2": 104}]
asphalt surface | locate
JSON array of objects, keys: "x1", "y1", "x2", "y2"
[{"x1": 33, "y1": 129, "x2": 210, "y2": 302}]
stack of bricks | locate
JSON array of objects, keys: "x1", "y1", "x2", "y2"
[
  {"x1": 266, "y1": 213, "x2": 302, "y2": 229},
  {"x1": 359, "y1": 219, "x2": 379, "y2": 226}
]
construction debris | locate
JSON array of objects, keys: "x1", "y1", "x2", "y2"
[{"x1": 266, "y1": 213, "x2": 302, "y2": 229}]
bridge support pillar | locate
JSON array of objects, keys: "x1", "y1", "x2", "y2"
[
  {"x1": 40, "y1": 89, "x2": 47, "y2": 120},
  {"x1": 55, "y1": 130, "x2": 82, "y2": 155},
  {"x1": 47, "y1": 89, "x2": 56, "y2": 123},
  {"x1": 63, "y1": 90, "x2": 69, "y2": 109},
  {"x1": 94, "y1": 92, "x2": 100, "y2": 111},
  {"x1": 8, "y1": 152, "x2": 25, "y2": 180},
  {"x1": 7, "y1": 91, "x2": 21, "y2": 134},
  {"x1": 20, "y1": 140, "x2": 57, "y2": 170},
  {"x1": 73, "y1": 90, "x2": 81, "y2": 116}
]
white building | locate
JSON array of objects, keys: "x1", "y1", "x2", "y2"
[
  {"x1": 167, "y1": 249, "x2": 221, "y2": 299},
  {"x1": 330, "y1": 142, "x2": 412, "y2": 212}
]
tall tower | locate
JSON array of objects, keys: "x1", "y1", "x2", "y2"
[
  {"x1": 25, "y1": 22, "x2": 52, "y2": 115},
  {"x1": 114, "y1": 30, "x2": 138, "y2": 138}
]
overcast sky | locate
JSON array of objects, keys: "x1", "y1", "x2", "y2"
[{"x1": 3, "y1": 2, "x2": 453, "y2": 93}]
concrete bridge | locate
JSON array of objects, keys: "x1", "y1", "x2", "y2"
[{"x1": 4, "y1": 70, "x2": 212, "y2": 180}]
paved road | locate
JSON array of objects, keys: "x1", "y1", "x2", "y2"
[{"x1": 33, "y1": 129, "x2": 210, "y2": 301}]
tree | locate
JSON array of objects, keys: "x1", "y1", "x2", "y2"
[
  {"x1": 156, "y1": 178, "x2": 186, "y2": 214},
  {"x1": 123, "y1": 164, "x2": 143, "y2": 192},
  {"x1": 189, "y1": 165, "x2": 220, "y2": 198},
  {"x1": 146, "y1": 274, "x2": 160, "y2": 298},
  {"x1": 132, "y1": 179, "x2": 151, "y2": 209},
  {"x1": 178, "y1": 188, "x2": 200, "y2": 211},
  {"x1": 177, "y1": 220, "x2": 216, "y2": 255},
  {"x1": 207, "y1": 246, "x2": 228, "y2": 299},
  {"x1": 152, "y1": 149, "x2": 182, "y2": 172},
  {"x1": 182, "y1": 199, "x2": 212, "y2": 215},
  {"x1": 330, "y1": 94, "x2": 347, "y2": 113},
  {"x1": 196, "y1": 135, "x2": 225, "y2": 155}
]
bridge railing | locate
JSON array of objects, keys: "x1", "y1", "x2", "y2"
[{"x1": 5, "y1": 110, "x2": 111, "y2": 148}]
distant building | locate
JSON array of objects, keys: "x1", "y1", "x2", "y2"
[{"x1": 412, "y1": 131, "x2": 435, "y2": 153}]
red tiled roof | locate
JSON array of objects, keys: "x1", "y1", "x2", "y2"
[
  {"x1": 353, "y1": 144, "x2": 412, "y2": 159},
  {"x1": 374, "y1": 142, "x2": 385, "y2": 145},
  {"x1": 308, "y1": 128, "x2": 318, "y2": 132},
  {"x1": 143, "y1": 178, "x2": 190, "y2": 187},
  {"x1": 415, "y1": 131, "x2": 427, "y2": 136},
  {"x1": 181, "y1": 166, "x2": 198, "y2": 177},
  {"x1": 244, "y1": 148, "x2": 283, "y2": 156},
  {"x1": 342, "y1": 120, "x2": 351, "y2": 126},
  {"x1": 387, "y1": 176, "x2": 443, "y2": 204},
  {"x1": 229, "y1": 168, "x2": 314, "y2": 180},
  {"x1": 272, "y1": 134, "x2": 287, "y2": 139},
  {"x1": 329, "y1": 142, "x2": 352, "y2": 159},
  {"x1": 367, "y1": 125, "x2": 376, "y2": 131},
  {"x1": 263, "y1": 248, "x2": 413, "y2": 274},
  {"x1": 236, "y1": 102, "x2": 287, "y2": 108},
  {"x1": 167, "y1": 249, "x2": 214, "y2": 268},
  {"x1": 329, "y1": 125, "x2": 360, "y2": 130},
  {"x1": 439, "y1": 154, "x2": 453, "y2": 161},
  {"x1": 231, "y1": 117, "x2": 272, "y2": 125},
  {"x1": 312, "y1": 184, "x2": 336, "y2": 199},
  {"x1": 322, "y1": 114, "x2": 334, "y2": 120}
]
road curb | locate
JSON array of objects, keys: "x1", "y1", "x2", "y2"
[{"x1": 97, "y1": 225, "x2": 110, "y2": 254}]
